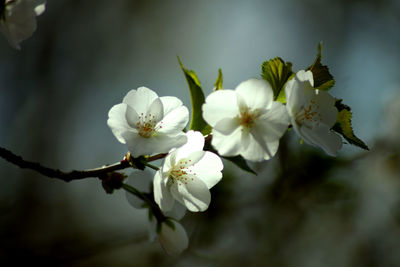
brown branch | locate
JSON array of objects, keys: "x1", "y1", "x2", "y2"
[
  {"x1": 0, "y1": 147, "x2": 131, "y2": 182},
  {"x1": 147, "y1": 153, "x2": 167, "y2": 162}
]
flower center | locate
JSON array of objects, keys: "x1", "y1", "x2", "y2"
[
  {"x1": 237, "y1": 107, "x2": 260, "y2": 130},
  {"x1": 136, "y1": 113, "x2": 163, "y2": 138},
  {"x1": 295, "y1": 99, "x2": 322, "y2": 127},
  {"x1": 168, "y1": 159, "x2": 195, "y2": 186}
]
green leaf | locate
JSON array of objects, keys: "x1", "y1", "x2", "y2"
[
  {"x1": 223, "y1": 155, "x2": 257, "y2": 175},
  {"x1": 307, "y1": 42, "x2": 335, "y2": 90},
  {"x1": 213, "y1": 68, "x2": 223, "y2": 91},
  {"x1": 275, "y1": 73, "x2": 295, "y2": 104},
  {"x1": 332, "y1": 99, "x2": 369, "y2": 150},
  {"x1": 261, "y1": 57, "x2": 294, "y2": 101},
  {"x1": 178, "y1": 57, "x2": 210, "y2": 135}
]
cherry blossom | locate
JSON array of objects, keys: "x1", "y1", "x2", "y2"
[
  {"x1": 202, "y1": 78, "x2": 289, "y2": 161},
  {"x1": 153, "y1": 131, "x2": 223, "y2": 212},
  {"x1": 107, "y1": 87, "x2": 189, "y2": 157},
  {"x1": 285, "y1": 70, "x2": 342, "y2": 156},
  {"x1": 125, "y1": 170, "x2": 186, "y2": 219}
]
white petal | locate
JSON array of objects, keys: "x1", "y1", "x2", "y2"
[
  {"x1": 211, "y1": 127, "x2": 243, "y2": 157},
  {"x1": 236, "y1": 94, "x2": 249, "y2": 117},
  {"x1": 122, "y1": 131, "x2": 149, "y2": 156},
  {"x1": 164, "y1": 202, "x2": 186, "y2": 221},
  {"x1": 163, "y1": 149, "x2": 177, "y2": 173},
  {"x1": 313, "y1": 90, "x2": 338, "y2": 127},
  {"x1": 191, "y1": 151, "x2": 223, "y2": 189},
  {"x1": 107, "y1": 103, "x2": 134, "y2": 144},
  {"x1": 179, "y1": 151, "x2": 205, "y2": 167},
  {"x1": 125, "y1": 170, "x2": 153, "y2": 209},
  {"x1": 170, "y1": 175, "x2": 211, "y2": 212},
  {"x1": 291, "y1": 121, "x2": 306, "y2": 143},
  {"x1": 153, "y1": 170, "x2": 175, "y2": 212},
  {"x1": 123, "y1": 87, "x2": 158, "y2": 115},
  {"x1": 284, "y1": 79, "x2": 296, "y2": 115},
  {"x1": 240, "y1": 129, "x2": 251, "y2": 150},
  {"x1": 251, "y1": 125, "x2": 280, "y2": 159},
  {"x1": 214, "y1": 117, "x2": 240, "y2": 135},
  {"x1": 285, "y1": 73, "x2": 314, "y2": 116},
  {"x1": 300, "y1": 125, "x2": 342, "y2": 156},
  {"x1": 235, "y1": 79, "x2": 273, "y2": 109},
  {"x1": 157, "y1": 106, "x2": 189, "y2": 134},
  {"x1": 241, "y1": 132, "x2": 279, "y2": 161},
  {"x1": 202, "y1": 90, "x2": 239, "y2": 126},
  {"x1": 147, "y1": 97, "x2": 164, "y2": 123},
  {"x1": 256, "y1": 101, "x2": 289, "y2": 142},
  {"x1": 175, "y1": 131, "x2": 204, "y2": 160},
  {"x1": 297, "y1": 125, "x2": 319, "y2": 146},
  {"x1": 34, "y1": 3, "x2": 46, "y2": 16},
  {"x1": 296, "y1": 70, "x2": 314, "y2": 86},
  {"x1": 159, "y1": 96, "x2": 183, "y2": 116},
  {"x1": 127, "y1": 132, "x2": 187, "y2": 157},
  {"x1": 125, "y1": 105, "x2": 139, "y2": 129},
  {"x1": 158, "y1": 220, "x2": 188, "y2": 255}
]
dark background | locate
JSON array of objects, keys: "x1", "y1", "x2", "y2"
[{"x1": 1, "y1": 0, "x2": 400, "y2": 266}]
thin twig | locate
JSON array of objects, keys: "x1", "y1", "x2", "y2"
[
  {"x1": 122, "y1": 183, "x2": 166, "y2": 222},
  {"x1": 143, "y1": 162, "x2": 160, "y2": 171},
  {"x1": 147, "y1": 153, "x2": 167, "y2": 162},
  {"x1": 0, "y1": 147, "x2": 130, "y2": 182}
]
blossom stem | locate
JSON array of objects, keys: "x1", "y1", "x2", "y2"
[
  {"x1": 147, "y1": 153, "x2": 168, "y2": 162},
  {"x1": 0, "y1": 146, "x2": 131, "y2": 182},
  {"x1": 143, "y1": 162, "x2": 160, "y2": 171},
  {"x1": 121, "y1": 183, "x2": 166, "y2": 222},
  {"x1": 121, "y1": 183, "x2": 146, "y2": 202}
]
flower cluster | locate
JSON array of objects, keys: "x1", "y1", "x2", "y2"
[
  {"x1": 111, "y1": 87, "x2": 223, "y2": 254},
  {"x1": 202, "y1": 71, "x2": 342, "y2": 160},
  {"x1": 109, "y1": 68, "x2": 345, "y2": 254},
  {"x1": 0, "y1": 1, "x2": 365, "y2": 257}
]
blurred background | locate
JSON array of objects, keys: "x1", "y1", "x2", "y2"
[{"x1": 1, "y1": 0, "x2": 400, "y2": 266}]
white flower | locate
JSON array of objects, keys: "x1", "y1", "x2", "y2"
[
  {"x1": 154, "y1": 130, "x2": 223, "y2": 212},
  {"x1": 285, "y1": 70, "x2": 342, "y2": 156},
  {"x1": 125, "y1": 170, "x2": 186, "y2": 220},
  {"x1": 158, "y1": 219, "x2": 189, "y2": 255},
  {"x1": 125, "y1": 170, "x2": 188, "y2": 255},
  {"x1": 107, "y1": 87, "x2": 189, "y2": 157},
  {"x1": 0, "y1": 0, "x2": 46, "y2": 49},
  {"x1": 202, "y1": 78, "x2": 290, "y2": 161}
]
